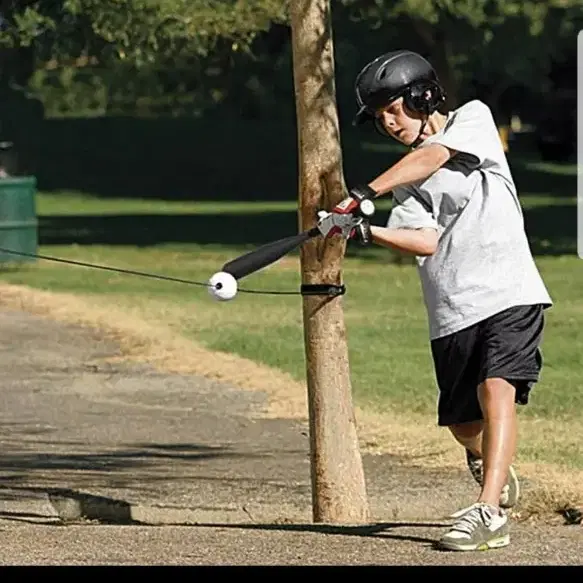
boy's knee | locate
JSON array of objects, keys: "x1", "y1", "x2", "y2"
[
  {"x1": 478, "y1": 377, "x2": 517, "y2": 417},
  {"x1": 479, "y1": 377, "x2": 517, "y2": 400},
  {"x1": 448, "y1": 419, "x2": 483, "y2": 440}
]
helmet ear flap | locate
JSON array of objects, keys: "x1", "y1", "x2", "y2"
[{"x1": 404, "y1": 81, "x2": 446, "y2": 115}]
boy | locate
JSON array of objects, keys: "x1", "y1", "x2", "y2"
[{"x1": 335, "y1": 50, "x2": 553, "y2": 551}]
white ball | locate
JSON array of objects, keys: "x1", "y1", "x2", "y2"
[
  {"x1": 359, "y1": 199, "x2": 376, "y2": 217},
  {"x1": 208, "y1": 271, "x2": 238, "y2": 301}
]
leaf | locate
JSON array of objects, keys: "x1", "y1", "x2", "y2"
[{"x1": 6, "y1": 0, "x2": 291, "y2": 63}]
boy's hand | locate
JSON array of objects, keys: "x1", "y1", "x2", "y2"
[
  {"x1": 316, "y1": 211, "x2": 356, "y2": 239},
  {"x1": 333, "y1": 184, "x2": 377, "y2": 217},
  {"x1": 317, "y1": 211, "x2": 371, "y2": 241}
]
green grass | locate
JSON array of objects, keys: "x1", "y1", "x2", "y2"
[
  {"x1": 3, "y1": 241, "x2": 579, "y2": 419},
  {"x1": 0, "y1": 164, "x2": 581, "y2": 468}
]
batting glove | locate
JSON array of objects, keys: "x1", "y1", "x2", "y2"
[
  {"x1": 317, "y1": 211, "x2": 360, "y2": 239},
  {"x1": 349, "y1": 218, "x2": 373, "y2": 246},
  {"x1": 333, "y1": 184, "x2": 377, "y2": 217}
]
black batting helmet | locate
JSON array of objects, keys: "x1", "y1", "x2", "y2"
[{"x1": 353, "y1": 50, "x2": 446, "y2": 126}]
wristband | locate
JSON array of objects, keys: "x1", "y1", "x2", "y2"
[
  {"x1": 349, "y1": 184, "x2": 377, "y2": 202},
  {"x1": 356, "y1": 220, "x2": 372, "y2": 246}
]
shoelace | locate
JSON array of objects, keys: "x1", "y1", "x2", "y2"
[{"x1": 451, "y1": 504, "x2": 493, "y2": 535}]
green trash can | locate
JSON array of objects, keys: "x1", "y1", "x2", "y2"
[{"x1": 0, "y1": 176, "x2": 38, "y2": 264}]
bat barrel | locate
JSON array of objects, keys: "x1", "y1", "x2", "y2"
[{"x1": 222, "y1": 227, "x2": 320, "y2": 280}]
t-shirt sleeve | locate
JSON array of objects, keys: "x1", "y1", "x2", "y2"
[
  {"x1": 425, "y1": 100, "x2": 500, "y2": 167},
  {"x1": 387, "y1": 187, "x2": 439, "y2": 231}
]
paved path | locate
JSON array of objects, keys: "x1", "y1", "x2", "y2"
[{"x1": 0, "y1": 308, "x2": 580, "y2": 565}]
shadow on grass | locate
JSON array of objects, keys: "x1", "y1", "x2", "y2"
[
  {"x1": 23, "y1": 117, "x2": 576, "y2": 202},
  {"x1": 510, "y1": 161, "x2": 576, "y2": 197},
  {"x1": 36, "y1": 200, "x2": 576, "y2": 258},
  {"x1": 38, "y1": 211, "x2": 299, "y2": 247},
  {"x1": 523, "y1": 203, "x2": 577, "y2": 256}
]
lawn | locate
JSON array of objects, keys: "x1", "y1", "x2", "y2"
[{"x1": 0, "y1": 150, "x2": 579, "y2": 470}]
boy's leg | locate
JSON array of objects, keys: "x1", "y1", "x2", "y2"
[
  {"x1": 430, "y1": 328, "x2": 490, "y2": 479},
  {"x1": 447, "y1": 420, "x2": 482, "y2": 456},
  {"x1": 438, "y1": 379, "x2": 519, "y2": 552},
  {"x1": 472, "y1": 304, "x2": 545, "y2": 509},
  {"x1": 438, "y1": 304, "x2": 545, "y2": 551},
  {"x1": 432, "y1": 326, "x2": 511, "y2": 551},
  {"x1": 476, "y1": 377, "x2": 518, "y2": 507},
  {"x1": 448, "y1": 419, "x2": 520, "y2": 509}
]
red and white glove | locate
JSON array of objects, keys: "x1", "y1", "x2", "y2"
[
  {"x1": 333, "y1": 184, "x2": 377, "y2": 217},
  {"x1": 316, "y1": 211, "x2": 373, "y2": 246},
  {"x1": 316, "y1": 211, "x2": 357, "y2": 239}
]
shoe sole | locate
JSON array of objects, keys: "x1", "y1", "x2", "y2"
[{"x1": 438, "y1": 534, "x2": 510, "y2": 552}]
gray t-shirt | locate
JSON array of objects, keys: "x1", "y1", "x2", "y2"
[{"x1": 387, "y1": 99, "x2": 553, "y2": 340}]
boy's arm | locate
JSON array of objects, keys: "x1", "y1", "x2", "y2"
[
  {"x1": 368, "y1": 143, "x2": 456, "y2": 196},
  {"x1": 370, "y1": 181, "x2": 441, "y2": 256},
  {"x1": 370, "y1": 225, "x2": 438, "y2": 256},
  {"x1": 334, "y1": 143, "x2": 456, "y2": 214}
]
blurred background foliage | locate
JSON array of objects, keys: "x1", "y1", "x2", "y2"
[{"x1": 0, "y1": 0, "x2": 578, "y2": 197}]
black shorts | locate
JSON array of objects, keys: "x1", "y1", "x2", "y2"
[{"x1": 430, "y1": 304, "x2": 546, "y2": 427}]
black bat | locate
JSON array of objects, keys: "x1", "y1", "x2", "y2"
[{"x1": 222, "y1": 227, "x2": 320, "y2": 280}]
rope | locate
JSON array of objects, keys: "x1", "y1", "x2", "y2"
[{"x1": 0, "y1": 247, "x2": 303, "y2": 296}]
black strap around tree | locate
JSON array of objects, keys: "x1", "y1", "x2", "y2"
[{"x1": 300, "y1": 284, "x2": 346, "y2": 297}]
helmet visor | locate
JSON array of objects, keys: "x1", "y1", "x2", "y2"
[{"x1": 353, "y1": 86, "x2": 407, "y2": 126}]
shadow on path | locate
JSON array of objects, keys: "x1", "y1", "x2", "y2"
[{"x1": 190, "y1": 520, "x2": 446, "y2": 546}]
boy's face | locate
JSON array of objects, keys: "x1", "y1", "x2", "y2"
[{"x1": 375, "y1": 97, "x2": 427, "y2": 146}]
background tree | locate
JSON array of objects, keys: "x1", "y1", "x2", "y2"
[
  {"x1": 340, "y1": 0, "x2": 581, "y2": 121},
  {"x1": 0, "y1": 0, "x2": 290, "y2": 118}
]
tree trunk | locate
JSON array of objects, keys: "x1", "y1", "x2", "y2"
[
  {"x1": 289, "y1": 0, "x2": 370, "y2": 524},
  {"x1": 431, "y1": 35, "x2": 459, "y2": 110}
]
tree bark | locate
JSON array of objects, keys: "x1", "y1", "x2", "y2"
[{"x1": 289, "y1": 0, "x2": 370, "y2": 524}]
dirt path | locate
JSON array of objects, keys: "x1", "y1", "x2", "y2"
[
  {"x1": 1, "y1": 522, "x2": 581, "y2": 565},
  {"x1": 0, "y1": 304, "x2": 580, "y2": 565}
]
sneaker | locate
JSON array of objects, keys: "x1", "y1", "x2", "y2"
[
  {"x1": 438, "y1": 502, "x2": 510, "y2": 551},
  {"x1": 466, "y1": 449, "x2": 520, "y2": 509}
]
